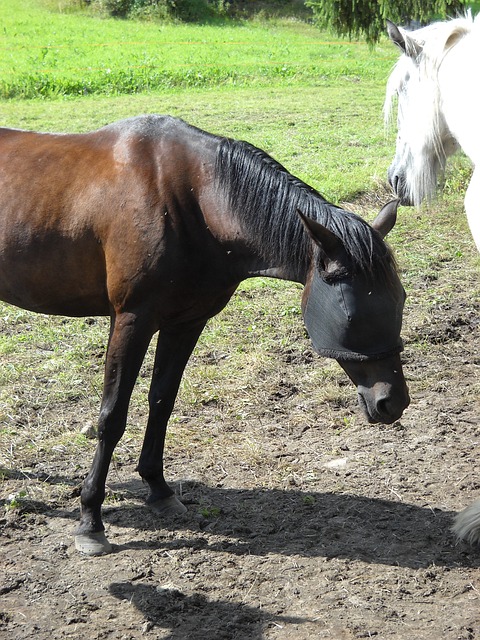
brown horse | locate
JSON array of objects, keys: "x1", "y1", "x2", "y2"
[{"x1": 0, "y1": 115, "x2": 409, "y2": 555}]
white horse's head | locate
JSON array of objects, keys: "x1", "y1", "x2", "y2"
[{"x1": 384, "y1": 17, "x2": 472, "y2": 206}]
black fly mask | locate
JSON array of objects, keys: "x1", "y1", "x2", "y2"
[{"x1": 303, "y1": 268, "x2": 405, "y2": 361}]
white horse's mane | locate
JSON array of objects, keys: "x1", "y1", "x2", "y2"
[{"x1": 384, "y1": 13, "x2": 478, "y2": 204}]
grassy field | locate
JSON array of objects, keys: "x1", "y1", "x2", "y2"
[{"x1": 0, "y1": 0, "x2": 396, "y2": 98}]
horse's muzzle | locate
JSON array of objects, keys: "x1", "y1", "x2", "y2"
[
  {"x1": 357, "y1": 386, "x2": 410, "y2": 424},
  {"x1": 339, "y1": 355, "x2": 410, "y2": 425},
  {"x1": 388, "y1": 172, "x2": 414, "y2": 207}
]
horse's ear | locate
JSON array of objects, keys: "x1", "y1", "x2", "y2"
[
  {"x1": 297, "y1": 209, "x2": 345, "y2": 261},
  {"x1": 386, "y1": 20, "x2": 407, "y2": 52},
  {"x1": 371, "y1": 199, "x2": 399, "y2": 239},
  {"x1": 386, "y1": 20, "x2": 422, "y2": 58}
]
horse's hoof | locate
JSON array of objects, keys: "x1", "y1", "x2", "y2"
[
  {"x1": 74, "y1": 531, "x2": 113, "y2": 556},
  {"x1": 148, "y1": 494, "x2": 187, "y2": 516}
]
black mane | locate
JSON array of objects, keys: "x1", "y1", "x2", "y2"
[{"x1": 214, "y1": 137, "x2": 394, "y2": 278}]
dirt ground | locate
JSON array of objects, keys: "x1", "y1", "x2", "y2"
[{"x1": 1, "y1": 204, "x2": 480, "y2": 639}]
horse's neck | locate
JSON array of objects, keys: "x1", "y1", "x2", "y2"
[
  {"x1": 438, "y1": 33, "x2": 480, "y2": 166},
  {"x1": 200, "y1": 183, "x2": 309, "y2": 285}
]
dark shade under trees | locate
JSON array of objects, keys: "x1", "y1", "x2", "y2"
[{"x1": 306, "y1": 0, "x2": 466, "y2": 44}]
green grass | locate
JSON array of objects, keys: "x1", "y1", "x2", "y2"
[{"x1": 0, "y1": 0, "x2": 397, "y2": 98}]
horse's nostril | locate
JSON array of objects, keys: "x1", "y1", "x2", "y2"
[
  {"x1": 391, "y1": 174, "x2": 401, "y2": 194},
  {"x1": 376, "y1": 397, "x2": 391, "y2": 420},
  {"x1": 377, "y1": 398, "x2": 388, "y2": 415},
  {"x1": 376, "y1": 395, "x2": 408, "y2": 424}
]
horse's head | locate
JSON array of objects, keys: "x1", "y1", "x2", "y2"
[
  {"x1": 299, "y1": 200, "x2": 409, "y2": 424},
  {"x1": 384, "y1": 20, "x2": 461, "y2": 206}
]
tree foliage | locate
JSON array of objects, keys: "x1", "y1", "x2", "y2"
[
  {"x1": 87, "y1": 0, "x2": 308, "y2": 21},
  {"x1": 306, "y1": 0, "x2": 466, "y2": 45},
  {"x1": 89, "y1": 0, "x2": 222, "y2": 21}
]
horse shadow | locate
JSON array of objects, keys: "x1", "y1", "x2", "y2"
[
  {"x1": 101, "y1": 479, "x2": 479, "y2": 570},
  {"x1": 109, "y1": 582, "x2": 306, "y2": 640},
  {"x1": 4, "y1": 467, "x2": 478, "y2": 569}
]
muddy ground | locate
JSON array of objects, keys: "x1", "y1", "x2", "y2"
[{"x1": 1, "y1": 203, "x2": 480, "y2": 639}]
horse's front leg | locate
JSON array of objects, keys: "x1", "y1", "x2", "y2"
[
  {"x1": 74, "y1": 311, "x2": 154, "y2": 556},
  {"x1": 137, "y1": 324, "x2": 206, "y2": 515}
]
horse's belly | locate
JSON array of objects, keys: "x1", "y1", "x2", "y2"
[
  {"x1": 0, "y1": 235, "x2": 110, "y2": 317},
  {"x1": 0, "y1": 275, "x2": 110, "y2": 317},
  {"x1": 0, "y1": 286, "x2": 110, "y2": 317}
]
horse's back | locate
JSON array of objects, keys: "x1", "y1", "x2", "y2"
[{"x1": 0, "y1": 116, "x2": 219, "y2": 317}]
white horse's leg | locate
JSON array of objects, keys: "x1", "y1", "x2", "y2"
[
  {"x1": 452, "y1": 500, "x2": 480, "y2": 544},
  {"x1": 451, "y1": 170, "x2": 480, "y2": 545},
  {"x1": 465, "y1": 167, "x2": 480, "y2": 252}
]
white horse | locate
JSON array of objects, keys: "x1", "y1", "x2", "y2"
[
  {"x1": 385, "y1": 15, "x2": 480, "y2": 545},
  {"x1": 385, "y1": 13, "x2": 480, "y2": 252}
]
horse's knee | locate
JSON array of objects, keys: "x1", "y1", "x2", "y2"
[
  {"x1": 97, "y1": 405, "x2": 127, "y2": 444},
  {"x1": 452, "y1": 499, "x2": 480, "y2": 544}
]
